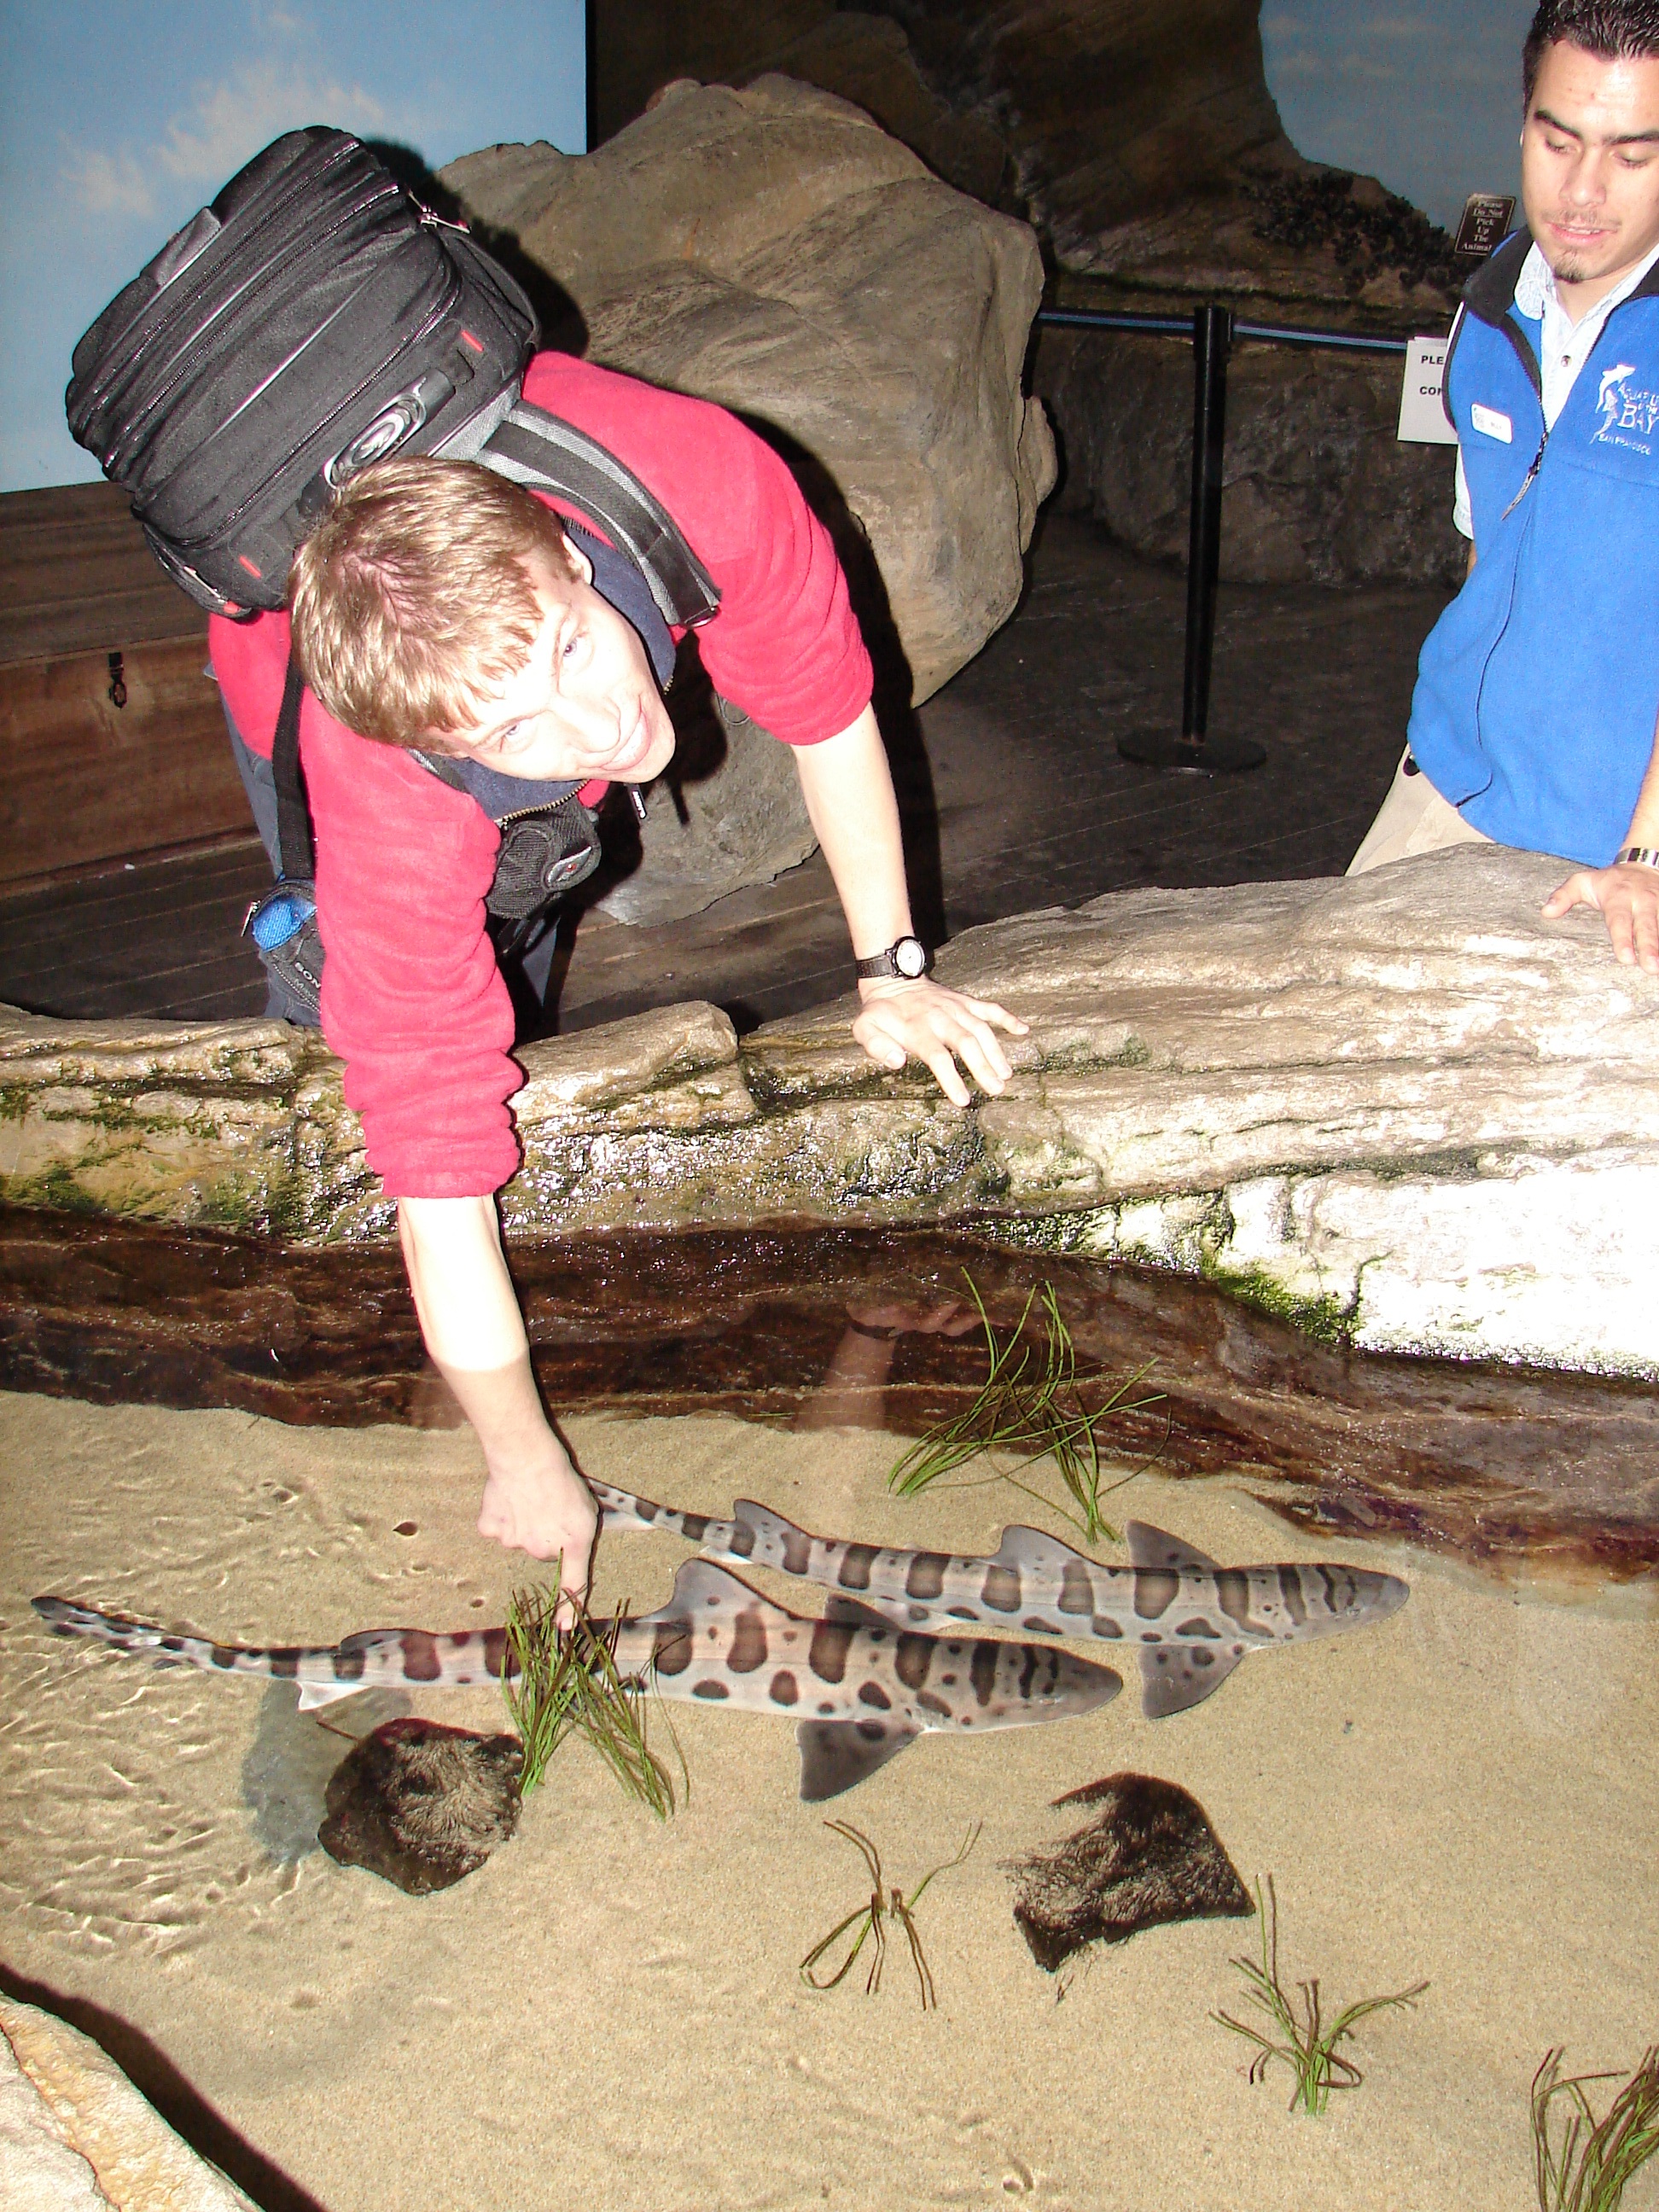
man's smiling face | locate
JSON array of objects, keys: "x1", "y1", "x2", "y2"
[
  {"x1": 442, "y1": 547, "x2": 676, "y2": 784},
  {"x1": 1522, "y1": 39, "x2": 1659, "y2": 306}
]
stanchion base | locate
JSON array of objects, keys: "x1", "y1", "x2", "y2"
[{"x1": 1117, "y1": 731, "x2": 1267, "y2": 775}]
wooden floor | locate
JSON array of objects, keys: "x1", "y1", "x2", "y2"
[{"x1": 0, "y1": 515, "x2": 1451, "y2": 1033}]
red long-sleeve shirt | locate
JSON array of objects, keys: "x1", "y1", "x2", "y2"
[{"x1": 210, "y1": 354, "x2": 873, "y2": 1196}]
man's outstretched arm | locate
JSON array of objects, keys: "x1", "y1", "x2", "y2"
[
  {"x1": 398, "y1": 1193, "x2": 597, "y2": 1596},
  {"x1": 1542, "y1": 707, "x2": 1659, "y2": 974},
  {"x1": 791, "y1": 704, "x2": 1029, "y2": 1104}
]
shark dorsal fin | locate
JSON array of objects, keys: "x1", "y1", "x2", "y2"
[
  {"x1": 820, "y1": 1592, "x2": 900, "y2": 1633},
  {"x1": 992, "y1": 1524, "x2": 1095, "y2": 1575},
  {"x1": 731, "y1": 1498, "x2": 808, "y2": 1538},
  {"x1": 661, "y1": 1558, "x2": 791, "y2": 1621},
  {"x1": 335, "y1": 1628, "x2": 409, "y2": 1654},
  {"x1": 1126, "y1": 1522, "x2": 1219, "y2": 1575},
  {"x1": 797, "y1": 1718, "x2": 922, "y2": 1802},
  {"x1": 727, "y1": 1497, "x2": 817, "y2": 1569}
]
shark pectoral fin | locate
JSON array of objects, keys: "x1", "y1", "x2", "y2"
[
  {"x1": 1138, "y1": 1640, "x2": 1246, "y2": 1718},
  {"x1": 295, "y1": 1679, "x2": 369, "y2": 1712},
  {"x1": 796, "y1": 1719, "x2": 923, "y2": 1802},
  {"x1": 1126, "y1": 1521, "x2": 1220, "y2": 1576}
]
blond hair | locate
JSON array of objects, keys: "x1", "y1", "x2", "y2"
[{"x1": 287, "y1": 457, "x2": 577, "y2": 745}]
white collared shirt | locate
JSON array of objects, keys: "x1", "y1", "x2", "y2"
[{"x1": 1452, "y1": 235, "x2": 1659, "y2": 536}]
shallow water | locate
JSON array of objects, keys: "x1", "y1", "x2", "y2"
[
  {"x1": 3, "y1": 1391, "x2": 1656, "y2": 2212},
  {"x1": 3, "y1": 1203, "x2": 1656, "y2": 1578}
]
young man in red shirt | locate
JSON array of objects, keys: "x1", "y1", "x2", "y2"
[{"x1": 210, "y1": 353, "x2": 1026, "y2": 1605}]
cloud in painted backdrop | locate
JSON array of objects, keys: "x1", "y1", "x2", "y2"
[{"x1": 1, "y1": 0, "x2": 583, "y2": 492}]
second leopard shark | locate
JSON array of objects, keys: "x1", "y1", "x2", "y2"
[{"x1": 591, "y1": 1485, "x2": 1410, "y2": 1718}]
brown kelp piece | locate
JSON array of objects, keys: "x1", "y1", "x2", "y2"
[
  {"x1": 317, "y1": 1717, "x2": 523, "y2": 1895},
  {"x1": 1004, "y1": 1771, "x2": 1252, "y2": 1970}
]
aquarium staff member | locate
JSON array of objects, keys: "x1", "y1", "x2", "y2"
[
  {"x1": 210, "y1": 352, "x2": 1027, "y2": 1602},
  {"x1": 1348, "y1": 0, "x2": 1659, "y2": 979}
]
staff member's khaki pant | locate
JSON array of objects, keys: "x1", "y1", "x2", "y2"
[{"x1": 1347, "y1": 751, "x2": 1492, "y2": 875}]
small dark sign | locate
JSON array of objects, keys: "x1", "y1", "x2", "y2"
[{"x1": 1454, "y1": 194, "x2": 1516, "y2": 258}]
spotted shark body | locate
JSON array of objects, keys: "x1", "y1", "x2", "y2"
[
  {"x1": 590, "y1": 1485, "x2": 1409, "y2": 1719},
  {"x1": 32, "y1": 1560, "x2": 1121, "y2": 1802}
]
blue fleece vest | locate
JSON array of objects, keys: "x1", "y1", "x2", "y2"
[{"x1": 1407, "y1": 230, "x2": 1659, "y2": 865}]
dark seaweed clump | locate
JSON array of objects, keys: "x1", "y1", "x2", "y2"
[
  {"x1": 1005, "y1": 1772, "x2": 1252, "y2": 1971},
  {"x1": 1249, "y1": 170, "x2": 1461, "y2": 294},
  {"x1": 318, "y1": 1718, "x2": 523, "y2": 1894}
]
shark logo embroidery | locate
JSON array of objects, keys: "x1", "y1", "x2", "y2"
[
  {"x1": 589, "y1": 1486, "x2": 1410, "y2": 1719},
  {"x1": 32, "y1": 1563, "x2": 1122, "y2": 1802}
]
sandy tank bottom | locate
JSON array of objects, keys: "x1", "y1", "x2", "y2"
[{"x1": 1, "y1": 1387, "x2": 1655, "y2": 2212}]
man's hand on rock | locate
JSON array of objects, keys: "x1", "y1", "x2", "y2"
[
  {"x1": 1542, "y1": 861, "x2": 1659, "y2": 975},
  {"x1": 852, "y1": 977, "x2": 1028, "y2": 1108}
]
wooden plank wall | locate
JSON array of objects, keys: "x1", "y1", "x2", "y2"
[{"x1": 0, "y1": 484, "x2": 256, "y2": 892}]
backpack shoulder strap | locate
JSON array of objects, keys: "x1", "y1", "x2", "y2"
[
  {"x1": 480, "y1": 401, "x2": 721, "y2": 632},
  {"x1": 271, "y1": 649, "x2": 315, "y2": 880}
]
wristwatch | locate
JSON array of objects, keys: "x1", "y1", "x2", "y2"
[
  {"x1": 855, "y1": 934, "x2": 929, "y2": 981},
  {"x1": 1614, "y1": 846, "x2": 1659, "y2": 869}
]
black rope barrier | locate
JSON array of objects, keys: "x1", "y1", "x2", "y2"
[{"x1": 1035, "y1": 303, "x2": 1440, "y2": 773}]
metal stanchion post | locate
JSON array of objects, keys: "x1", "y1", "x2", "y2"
[{"x1": 1119, "y1": 303, "x2": 1266, "y2": 775}]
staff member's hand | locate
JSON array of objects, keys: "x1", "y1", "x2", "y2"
[
  {"x1": 853, "y1": 975, "x2": 1027, "y2": 1107},
  {"x1": 1543, "y1": 859, "x2": 1659, "y2": 974}
]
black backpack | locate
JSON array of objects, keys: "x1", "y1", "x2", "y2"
[
  {"x1": 66, "y1": 125, "x2": 719, "y2": 631},
  {"x1": 66, "y1": 127, "x2": 721, "y2": 1021}
]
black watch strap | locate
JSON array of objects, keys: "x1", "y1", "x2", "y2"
[{"x1": 855, "y1": 935, "x2": 929, "y2": 981}]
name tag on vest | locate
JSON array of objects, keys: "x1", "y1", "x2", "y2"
[{"x1": 1470, "y1": 402, "x2": 1513, "y2": 443}]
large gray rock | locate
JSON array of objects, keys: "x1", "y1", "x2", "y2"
[
  {"x1": 443, "y1": 76, "x2": 1057, "y2": 707},
  {"x1": 3, "y1": 848, "x2": 1655, "y2": 1374},
  {"x1": 594, "y1": 693, "x2": 817, "y2": 925},
  {"x1": 585, "y1": 6, "x2": 1468, "y2": 591},
  {"x1": 590, "y1": 3, "x2": 1464, "y2": 317}
]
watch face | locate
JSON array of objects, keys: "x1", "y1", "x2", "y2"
[{"x1": 895, "y1": 936, "x2": 927, "y2": 978}]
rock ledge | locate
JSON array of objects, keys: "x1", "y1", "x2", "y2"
[{"x1": 3, "y1": 848, "x2": 1655, "y2": 1377}]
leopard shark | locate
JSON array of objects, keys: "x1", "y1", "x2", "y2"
[
  {"x1": 589, "y1": 1485, "x2": 1410, "y2": 1719},
  {"x1": 32, "y1": 1560, "x2": 1122, "y2": 1802}
]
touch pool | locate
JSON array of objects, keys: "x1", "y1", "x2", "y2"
[{"x1": 1, "y1": 1228, "x2": 1656, "y2": 2210}]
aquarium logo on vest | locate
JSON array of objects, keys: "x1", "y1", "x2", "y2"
[{"x1": 1592, "y1": 363, "x2": 1659, "y2": 454}]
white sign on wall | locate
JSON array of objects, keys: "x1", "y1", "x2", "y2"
[{"x1": 1398, "y1": 336, "x2": 1459, "y2": 445}]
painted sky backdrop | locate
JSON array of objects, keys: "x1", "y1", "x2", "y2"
[
  {"x1": 1262, "y1": 0, "x2": 1535, "y2": 232},
  {"x1": 0, "y1": 0, "x2": 584, "y2": 491}
]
